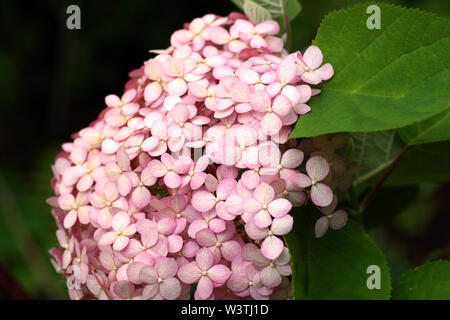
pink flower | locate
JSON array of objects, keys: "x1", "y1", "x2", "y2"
[
  {"x1": 294, "y1": 156, "x2": 333, "y2": 207},
  {"x1": 209, "y1": 25, "x2": 247, "y2": 53},
  {"x1": 147, "y1": 153, "x2": 192, "y2": 189},
  {"x1": 294, "y1": 46, "x2": 334, "y2": 85},
  {"x1": 250, "y1": 91, "x2": 291, "y2": 136},
  {"x1": 181, "y1": 155, "x2": 209, "y2": 190},
  {"x1": 58, "y1": 192, "x2": 90, "y2": 228},
  {"x1": 242, "y1": 244, "x2": 291, "y2": 288},
  {"x1": 104, "y1": 149, "x2": 135, "y2": 196},
  {"x1": 266, "y1": 55, "x2": 302, "y2": 105},
  {"x1": 227, "y1": 262, "x2": 271, "y2": 299},
  {"x1": 90, "y1": 181, "x2": 129, "y2": 229},
  {"x1": 260, "y1": 148, "x2": 304, "y2": 180},
  {"x1": 245, "y1": 215, "x2": 293, "y2": 260},
  {"x1": 130, "y1": 166, "x2": 157, "y2": 208},
  {"x1": 191, "y1": 178, "x2": 237, "y2": 221},
  {"x1": 178, "y1": 248, "x2": 231, "y2": 299},
  {"x1": 139, "y1": 258, "x2": 181, "y2": 300},
  {"x1": 234, "y1": 19, "x2": 280, "y2": 49},
  {"x1": 195, "y1": 222, "x2": 241, "y2": 262},
  {"x1": 187, "y1": 210, "x2": 226, "y2": 238},
  {"x1": 315, "y1": 196, "x2": 348, "y2": 237},
  {"x1": 244, "y1": 182, "x2": 292, "y2": 229},
  {"x1": 99, "y1": 212, "x2": 136, "y2": 251},
  {"x1": 48, "y1": 10, "x2": 337, "y2": 301},
  {"x1": 105, "y1": 89, "x2": 139, "y2": 116}
]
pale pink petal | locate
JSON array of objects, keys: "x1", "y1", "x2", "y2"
[
  {"x1": 254, "y1": 182, "x2": 275, "y2": 205},
  {"x1": 144, "y1": 82, "x2": 162, "y2": 103},
  {"x1": 196, "y1": 276, "x2": 213, "y2": 299},
  {"x1": 260, "y1": 265, "x2": 282, "y2": 288},
  {"x1": 63, "y1": 210, "x2": 78, "y2": 228},
  {"x1": 191, "y1": 191, "x2": 216, "y2": 212},
  {"x1": 113, "y1": 235, "x2": 130, "y2": 251},
  {"x1": 58, "y1": 194, "x2": 75, "y2": 210},
  {"x1": 209, "y1": 27, "x2": 229, "y2": 45},
  {"x1": 271, "y1": 215, "x2": 293, "y2": 236},
  {"x1": 261, "y1": 236, "x2": 284, "y2": 260},
  {"x1": 329, "y1": 210, "x2": 348, "y2": 230},
  {"x1": 167, "y1": 78, "x2": 188, "y2": 96},
  {"x1": 209, "y1": 218, "x2": 226, "y2": 233},
  {"x1": 167, "y1": 235, "x2": 183, "y2": 253},
  {"x1": 250, "y1": 90, "x2": 271, "y2": 112},
  {"x1": 116, "y1": 149, "x2": 130, "y2": 171},
  {"x1": 197, "y1": 230, "x2": 217, "y2": 250},
  {"x1": 315, "y1": 216, "x2": 330, "y2": 238},
  {"x1": 112, "y1": 281, "x2": 135, "y2": 299},
  {"x1": 311, "y1": 183, "x2": 333, "y2": 207},
  {"x1": 131, "y1": 186, "x2": 151, "y2": 208},
  {"x1": 293, "y1": 173, "x2": 312, "y2": 188},
  {"x1": 112, "y1": 212, "x2": 130, "y2": 231},
  {"x1": 147, "y1": 160, "x2": 167, "y2": 177},
  {"x1": 117, "y1": 174, "x2": 132, "y2": 196},
  {"x1": 140, "y1": 266, "x2": 158, "y2": 284},
  {"x1": 303, "y1": 45, "x2": 323, "y2": 69},
  {"x1": 208, "y1": 265, "x2": 231, "y2": 284},
  {"x1": 316, "y1": 63, "x2": 334, "y2": 81},
  {"x1": 272, "y1": 95, "x2": 291, "y2": 116},
  {"x1": 261, "y1": 113, "x2": 282, "y2": 136},
  {"x1": 254, "y1": 210, "x2": 272, "y2": 229},
  {"x1": 220, "y1": 241, "x2": 241, "y2": 261},
  {"x1": 99, "y1": 231, "x2": 118, "y2": 246},
  {"x1": 306, "y1": 156, "x2": 330, "y2": 182},
  {"x1": 178, "y1": 262, "x2": 202, "y2": 284},
  {"x1": 281, "y1": 149, "x2": 304, "y2": 169},
  {"x1": 277, "y1": 56, "x2": 296, "y2": 83},
  {"x1": 267, "y1": 198, "x2": 292, "y2": 218},
  {"x1": 159, "y1": 277, "x2": 181, "y2": 300},
  {"x1": 105, "y1": 94, "x2": 121, "y2": 107}
]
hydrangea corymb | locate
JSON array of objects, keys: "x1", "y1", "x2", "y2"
[{"x1": 47, "y1": 12, "x2": 348, "y2": 300}]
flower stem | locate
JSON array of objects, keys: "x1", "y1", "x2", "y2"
[
  {"x1": 360, "y1": 145, "x2": 410, "y2": 211},
  {"x1": 281, "y1": 0, "x2": 292, "y2": 52}
]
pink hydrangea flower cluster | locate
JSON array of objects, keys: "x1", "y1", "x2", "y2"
[{"x1": 47, "y1": 13, "x2": 342, "y2": 300}]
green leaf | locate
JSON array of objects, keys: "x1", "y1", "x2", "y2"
[
  {"x1": 243, "y1": 0, "x2": 273, "y2": 24},
  {"x1": 349, "y1": 130, "x2": 405, "y2": 186},
  {"x1": 398, "y1": 108, "x2": 450, "y2": 145},
  {"x1": 385, "y1": 141, "x2": 450, "y2": 185},
  {"x1": 235, "y1": 0, "x2": 301, "y2": 21},
  {"x1": 291, "y1": 3, "x2": 450, "y2": 138},
  {"x1": 285, "y1": 207, "x2": 391, "y2": 299},
  {"x1": 392, "y1": 261, "x2": 450, "y2": 299}
]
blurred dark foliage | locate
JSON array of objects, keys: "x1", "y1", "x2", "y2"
[{"x1": 0, "y1": 0, "x2": 448, "y2": 299}]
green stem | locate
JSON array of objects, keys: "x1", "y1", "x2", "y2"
[{"x1": 281, "y1": 0, "x2": 292, "y2": 52}]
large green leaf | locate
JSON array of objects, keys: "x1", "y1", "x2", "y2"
[
  {"x1": 398, "y1": 108, "x2": 450, "y2": 145},
  {"x1": 349, "y1": 130, "x2": 405, "y2": 186},
  {"x1": 231, "y1": 0, "x2": 301, "y2": 21},
  {"x1": 291, "y1": 3, "x2": 450, "y2": 138},
  {"x1": 285, "y1": 207, "x2": 391, "y2": 299},
  {"x1": 391, "y1": 261, "x2": 450, "y2": 299}
]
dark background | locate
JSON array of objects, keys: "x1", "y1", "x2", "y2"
[{"x1": 0, "y1": 0, "x2": 449, "y2": 299}]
